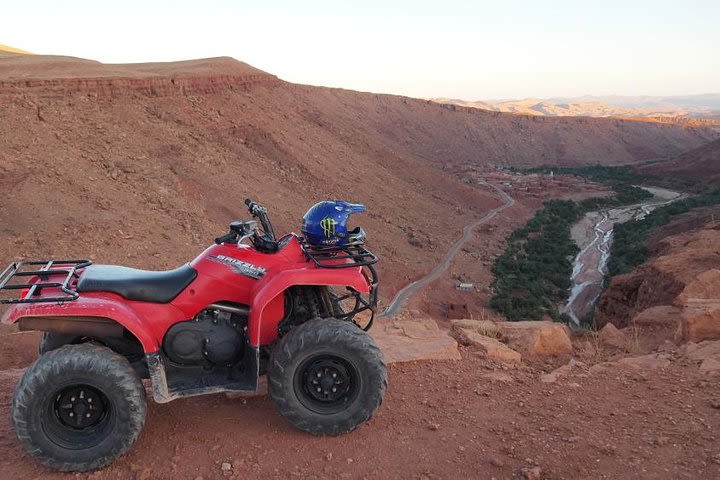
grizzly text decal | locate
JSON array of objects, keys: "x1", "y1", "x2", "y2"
[{"x1": 209, "y1": 255, "x2": 266, "y2": 279}]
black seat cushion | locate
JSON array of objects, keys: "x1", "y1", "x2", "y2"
[{"x1": 77, "y1": 264, "x2": 197, "y2": 303}]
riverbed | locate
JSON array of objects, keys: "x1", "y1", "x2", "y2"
[{"x1": 561, "y1": 186, "x2": 683, "y2": 325}]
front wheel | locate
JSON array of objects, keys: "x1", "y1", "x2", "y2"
[
  {"x1": 12, "y1": 343, "x2": 146, "y2": 471},
  {"x1": 268, "y1": 318, "x2": 387, "y2": 435}
]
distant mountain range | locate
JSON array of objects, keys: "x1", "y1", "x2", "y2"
[{"x1": 432, "y1": 94, "x2": 720, "y2": 119}]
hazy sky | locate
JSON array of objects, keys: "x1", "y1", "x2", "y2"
[{"x1": 3, "y1": 1, "x2": 718, "y2": 99}]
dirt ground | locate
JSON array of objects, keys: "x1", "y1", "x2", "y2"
[{"x1": 1, "y1": 336, "x2": 719, "y2": 480}]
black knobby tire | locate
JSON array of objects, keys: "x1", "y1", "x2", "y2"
[
  {"x1": 38, "y1": 331, "x2": 79, "y2": 355},
  {"x1": 12, "y1": 343, "x2": 147, "y2": 472},
  {"x1": 268, "y1": 318, "x2": 387, "y2": 435}
]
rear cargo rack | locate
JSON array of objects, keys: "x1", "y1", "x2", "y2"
[{"x1": 0, "y1": 260, "x2": 91, "y2": 304}]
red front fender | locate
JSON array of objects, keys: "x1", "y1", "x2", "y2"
[
  {"x1": 248, "y1": 266, "x2": 370, "y2": 346},
  {"x1": 1, "y1": 293, "x2": 186, "y2": 352}
]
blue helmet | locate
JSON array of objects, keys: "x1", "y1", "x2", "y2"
[{"x1": 302, "y1": 200, "x2": 367, "y2": 247}]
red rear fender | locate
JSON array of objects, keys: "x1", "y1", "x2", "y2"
[
  {"x1": 248, "y1": 266, "x2": 370, "y2": 346},
  {"x1": 1, "y1": 293, "x2": 186, "y2": 352}
]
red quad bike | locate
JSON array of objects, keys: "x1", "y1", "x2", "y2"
[{"x1": 0, "y1": 199, "x2": 386, "y2": 472}]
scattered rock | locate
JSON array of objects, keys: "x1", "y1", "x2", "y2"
[
  {"x1": 588, "y1": 362, "x2": 613, "y2": 374},
  {"x1": 371, "y1": 318, "x2": 461, "y2": 363},
  {"x1": 679, "y1": 306, "x2": 720, "y2": 343},
  {"x1": 654, "y1": 436, "x2": 670, "y2": 447},
  {"x1": 428, "y1": 423, "x2": 440, "y2": 431},
  {"x1": 221, "y1": 462, "x2": 232, "y2": 472},
  {"x1": 598, "y1": 323, "x2": 627, "y2": 350},
  {"x1": 520, "y1": 465, "x2": 542, "y2": 480},
  {"x1": 485, "y1": 454, "x2": 505, "y2": 467},
  {"x1": 451, "y1": 319, "x2": 502, "y2": 338},
  {"x1": 460, "y1": 330, "x2": 521, "y2": 363},
  {"x1": 632, "y1": 305, "x2": 682, "y2": 329},
  {"x1": 138, "y1": 468, "x2": 153, "y2": 480},
  {"x1": 618, "y1": 353, "x2": 671, "y2": 370},
  {"x1": 500, "y1": 321, "x2": 573, "y2": 360},
  {"x1": 676, "y1": 269, "x2": 720, "y2": 305},
  {"x1": 540, "y1": 363, "x2": 574, "y2": 383},
  {"x1": 699, "y1": 356, "x2": 720, "y2": 374},
  {"x1": 674, "y1": 270, "x2": 720, "y2": 342},
  {"x1": 684, "y1": 340, "x2": 720, "y2": 361}
]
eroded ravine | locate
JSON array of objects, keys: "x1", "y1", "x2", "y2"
[{"x1": 561, "y1": 186, "x2": 684, "y2": 325}]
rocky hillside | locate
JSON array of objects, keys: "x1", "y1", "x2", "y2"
[
  {"x1": 596, "y1": 210, "x2": 720, "y2": 345},
  {"x1": 0, "y1": 53, "x2": 717, "y2": 301},
  {"x1": 640, "y1": 138, "x2": 720, "y2": 191}
]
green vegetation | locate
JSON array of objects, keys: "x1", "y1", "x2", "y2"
[
  {"x1": 490, "y1": 200, "x2": 581, "y2": 321},
  {"x1": 523, "y1": 165, "x2": 645, "y2": 184},
  {"x1": 608, "y1": 188, "x2": 720, "y2": 276},
  {"x1": 491, "y1": 165, "x2": 653, "y2": 322},
  {"x1": 493, "y1": 165, "x2": 720, "y2": 323}
]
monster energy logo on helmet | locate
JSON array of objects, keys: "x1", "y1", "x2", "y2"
[{"x1": 320, "y1": 217, "x2": 337, "y2": 238}]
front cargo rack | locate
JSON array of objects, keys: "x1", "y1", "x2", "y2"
[
  {"x1": 0, "y1": 260, "x2": 91, "y2": 304},
  {"x1": 301, "y1": 242, "x2": 379, "y2": 331}
]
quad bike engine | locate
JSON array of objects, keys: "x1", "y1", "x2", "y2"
[{"x1": 162, "y1": 308, "x2": 246, "y2": 366}]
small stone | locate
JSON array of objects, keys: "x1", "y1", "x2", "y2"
[
  {"x1": 710, "y1": 399, "x2": 720, "y2": 409},
  {"x1": 486, "y1": 454, "x2": 505, "y2": 467},
  {"x1": 221, "y1": 462, "x2": 232, "y2": 472},
  {"x1": 428, "y1": 423, "x2": 440, "y2": 431},
  {"x1": 598, "y1": 323, "x2": 627, "y2": 350},
  {"x1": 346, "y1": 458, "x2": 353, "y2": 464},
  {"x1": 654, "y1": 437, "x2": 670, "y2": 447},
  {"x1": 520, "y1": 466, "x2": 542, "y2": 480},
  {"x1": 138, "y1": 468, "x2": 153, "y2": 480},
  {"x1": 325, "y1": 453, "x2": 333, "y2": 461}
]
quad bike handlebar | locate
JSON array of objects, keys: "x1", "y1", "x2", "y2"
[
  {"x1": 214, "y1": 200, "x2": 278, "y2": 253},
  {"x1": 245, "y1": 198, "x2": 276, "y2": 242}
]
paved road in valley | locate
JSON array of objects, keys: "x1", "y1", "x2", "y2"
[{"x1": 378, "y1": 183, "x2": 515, "y2": 318}]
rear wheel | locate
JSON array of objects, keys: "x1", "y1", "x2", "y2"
[
  {"x1": 38, "y1": 331, "x2": 79, "y2": 355},
  {"x1": 268, "y1": 318, "x2": 387, "y2": 435},
  {"x1": 12, "y1": 343, "x2": 146, "y2": 471}
]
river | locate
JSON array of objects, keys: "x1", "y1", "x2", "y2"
[{"x1": 561, "y1": 186, "x2": 684, "y2": 325}]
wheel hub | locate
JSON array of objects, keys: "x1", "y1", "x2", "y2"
[
  {"x1": 54, "y1": 385, "x2": 107, "y2": 429},
  {"x1": 300, "y1": 356, "x2": 356, "y2": 407}
]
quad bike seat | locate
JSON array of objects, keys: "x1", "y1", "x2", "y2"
[{"x1": 77, "y1": 264, "x2": 197, "y2": 303}]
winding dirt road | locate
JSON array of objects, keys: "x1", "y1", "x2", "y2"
[{"x1": 379, "y1": 183, "x2": 514, "y2": 317}]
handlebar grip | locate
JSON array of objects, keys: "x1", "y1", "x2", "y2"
[
  {"x1": 245, "y1": 198, "x2": 258, "y2": 215},
  {"x1": 215, "y1": 232, "x2": 237, "y2": 245}
]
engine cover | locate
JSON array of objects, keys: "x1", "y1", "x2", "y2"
[{"x1": 163, "y1": 309, "x2": 244, "y2": 366}]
